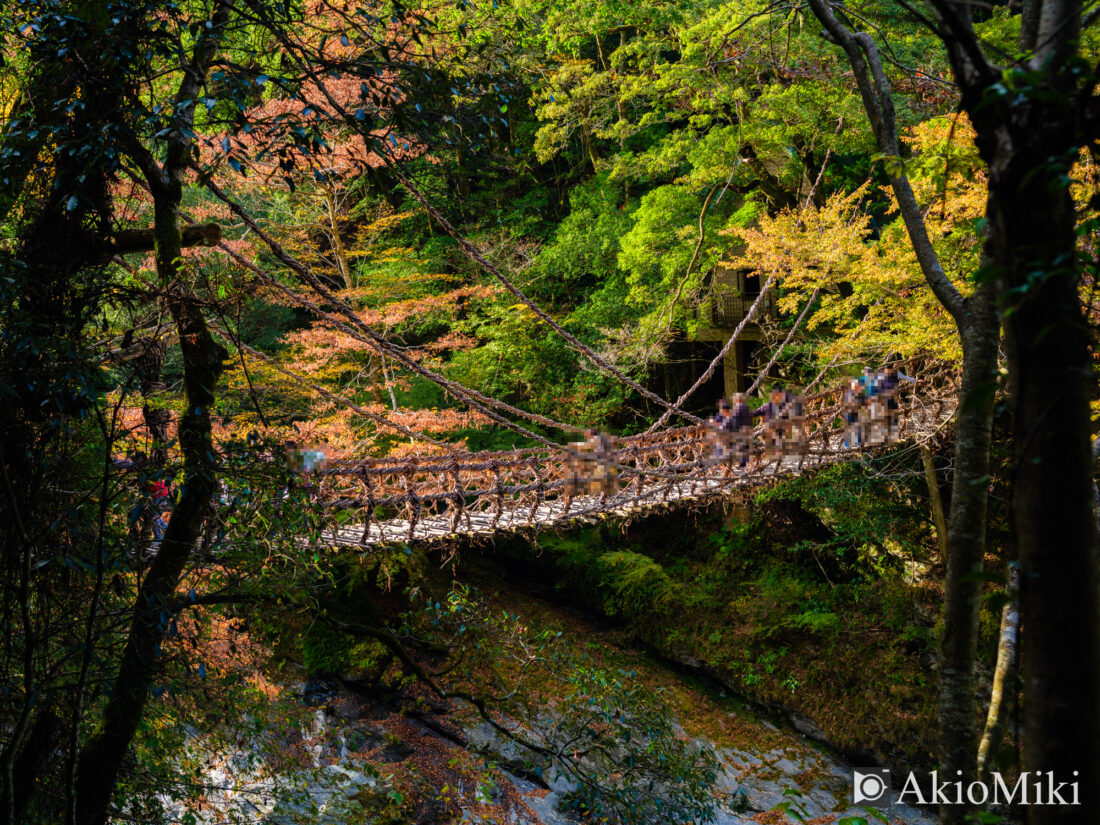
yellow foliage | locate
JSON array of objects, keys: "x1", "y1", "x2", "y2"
[
  {"x1": 509, "y1": 303, "x2": 543, "y2": 322},
  {"x1": 731, "y1": 117, "x2": 994, "y2": 365}
]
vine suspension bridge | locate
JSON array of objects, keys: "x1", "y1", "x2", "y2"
[
  {"x1": 173, "y1": 181, "x2": 959, "y2": 551},
  {"x1": 303, "y1": 361, "x2": 957, "y2": 549},
  {"x1": 126, "y1": 184, "x2": 961, "y2": 554}
]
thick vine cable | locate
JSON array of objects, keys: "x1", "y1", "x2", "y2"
[
  {"x1": 799, "y1": 302, "x2": 881, "y2": 396},
  {"x1": 204, "y1": 186, "x2": 719, "y2": 481},
  {"x1": 642, "y1": 273, "x2": 777, "y2": 434},
  {"x1": 210, "y1": 240, "x2": 573, "y2": 455},
  {"x1": 181, "y1": 200, "x2": 481, "y2": 448},
  {"x1": 638, "y1": 124, "x2": 840, "y2": 428},
  {"x1": 390, "y1": 168, "x2": 704, "y2": 425},
  {"x1": 207, "y1": 324, "x2": 458, "y2": 449},
  {"x1": 746, "y1": 288, "x2": 822, "y2": 395},
  {"x1": 206, "y1": 188, "x2": 851, "y2": 489},
  {"x1": 206, "y1": 181, "x2": 582, "y2": 437},
  {"x1": 233, "y1": 31, "x2": 700, "y2": 426}
]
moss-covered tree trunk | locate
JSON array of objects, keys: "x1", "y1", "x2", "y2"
[
  {"x1": 928, "y1": 0, "x2": 1100, "y2": 817},
  {"x1": 73, "y1": 195, "x2": 227, "y2": 825},
  {"x1": 936, "y1": 294, "x2": 998, "y2": 814}
]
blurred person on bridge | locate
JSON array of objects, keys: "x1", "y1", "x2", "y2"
[
  {"x1": 842, "y1": 379, "x2": 866, "y2": 448},
  {"x1": 574, "y1": 427, "x2": 618, "y2": 496},
  {"x1": 755, "y1": 385, "x2": 797, "y2": 462},
  {"x1": 707, "y1": 399, "x2": 734, "y2": 461},
  {"x1": 879, "y1": 365, "x2": 915, "y2": 440},
  {"x1": 729, "y1": 393, "x2": 753, "y2": 468}
]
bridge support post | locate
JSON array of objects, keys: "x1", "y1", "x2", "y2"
[{"x1": 723, "y1": 344, "x2": 743, "y2": 402}]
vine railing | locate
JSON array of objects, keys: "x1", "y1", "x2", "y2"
[{"x1": 315, "y1": 360, "x2": 958, "y2": 545}]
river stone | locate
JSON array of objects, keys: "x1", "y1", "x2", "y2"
[
  {"x1": 521, "y1": 791, "x2": 578, "y2": 825},
  {"x1": 788, "y1": 712, "x2": 828, "y2": 741},
  {"x1": 711, "y1": 810, "x2": 755, "y2": 825},
  {"x1": 544, "y1": 767, "x2": 574, "y2": 795},
  {"x1": 713, "y1": 764, "x2": 743, "y2": 795},
  {"x1": 326, "y1": 695, "x2": 361, "y2": 720},
  {"x1": 743, "y1": 777, "x2": 789, "y2": 810},
  {"x1": 772, "y1": 756, "x2": 802, "y2": 775},
  {"x1": 322, "y1": 763, "x2": 372, "y2": 787},
  {"x1": 807, "y1": 787, "x2": 839, "y2": 812},
  {"x1": 466, "y1": 720, "x2": 532, "y2": 764},
  {"x1": 827, "y1": 760, "x2": 852, "y2": 780}
]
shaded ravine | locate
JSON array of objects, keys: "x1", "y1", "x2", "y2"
[
  {"x1": 468, "y1": 506, "x2": 945, "y2": 785},
  {"x1": 164, "y1": 579, "x2": 939, "y2": 825}
]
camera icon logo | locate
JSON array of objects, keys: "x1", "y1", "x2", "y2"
[{"x1": 852, "y1": 768, "x2": 891, "y2": 806}]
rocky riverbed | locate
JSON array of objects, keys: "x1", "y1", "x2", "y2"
[{"x1": 161, "y1": 614, "x2": 938, "y2": 825}]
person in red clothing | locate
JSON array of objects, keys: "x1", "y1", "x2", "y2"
[
  {"x1": 147, "y1": 479, "x2": 172, "y2": 551},
  {"x1": 148, "y1": 479, "x2": 170, "y2": 502}
]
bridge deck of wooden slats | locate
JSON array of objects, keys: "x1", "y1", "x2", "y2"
[{"x1": 309, "y1": 363, "x2": 956, "y2": 549}]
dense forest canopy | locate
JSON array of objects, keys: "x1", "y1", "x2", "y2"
[{"x1": 2, "y1": 0, "x2": 1099, "y2": 823}]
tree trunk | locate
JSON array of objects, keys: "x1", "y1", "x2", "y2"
[
  {"x1": 921, "y1": 444, "x2": 949, "y2": 563},
  {"x1": 73, "y1": 6, "x2": 231, "y2": 819},
  {"x1": 322, "y1": 188, "x2": 353, "y2": 288},
  {"x1": 977, "y1": 566, "x2": 1020, "y2": 777},
  {"x1": 11, "y1": 704, "x2": 60, "y2": 823},
  {"x1": 800, "y1": 9, "x2": 1001, "y2": 820},
  {"x1": 74, "y1": 195, "x2": 227, "y2": 825},
  {"x1": 935, "y1": 282, "x2": 999, "y2": 824},
  {"x1": 105, "y1": 222, "x2": 221, "y2": 260},
  {"x1": 988, "y1": 144, "x2": 1100, "y2": 821},
  {"x1": 922, "y1": 0, "x2": 1100, "y2": 815}
]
